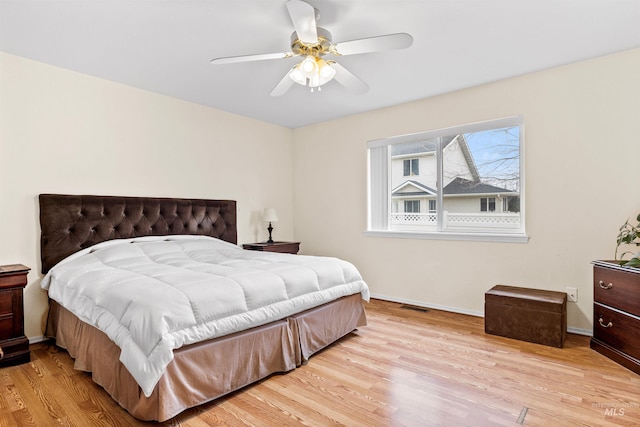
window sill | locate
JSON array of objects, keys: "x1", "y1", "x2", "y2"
[{"x1": 363, "y1": 229, "x2": 529, "y2": 243}]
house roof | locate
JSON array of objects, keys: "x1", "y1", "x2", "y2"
[
  {"x1": 443, "y1": 177, "x2": 517, "y2": 195},
  {"x1": 391, "y1": 180, "x2": 437, "y2": 196},
  {"x1": 390, "y1": 136, "x2": 455, "y2": 156},
  {"x1": 392, "y1": 177, "x2": 517, "y2": 198}
]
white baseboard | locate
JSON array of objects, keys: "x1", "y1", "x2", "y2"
[
  {"x1": 28, "y1": 335, "x2": 46, "y2": 344},
  {"x1": 25, "y1": 297, "x2": 594, "y2": 345},
  {"x1": 370, "y1": 293, "x2": 593, "y2": 337},
  {"x1": 567, "y1": 327, "x2": 592, "y2": 337},
  {"x1": 370, "y1": 293, "x2": 484, "y2": 318}
]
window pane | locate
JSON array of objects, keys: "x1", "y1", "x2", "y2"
[
  {"x1": 390, "y1": 140, "x2": 439, "y2": 232},
  {"x1": 404, "y1": 200, "x2": 420, "y2": 213},
  {"x1": 368, "y1": 145, "x2": 389, "y2": 230},
  {"x1": 442, "y1": 126, "x2": 520, "y2": 232}
]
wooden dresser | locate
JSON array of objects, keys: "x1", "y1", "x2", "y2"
[
  {"x1": 590, "y1": 261, "x2": 640, "y2": 375},
  {"x1": 0, "y1": 264, "x2": 30, "y2": 367}
]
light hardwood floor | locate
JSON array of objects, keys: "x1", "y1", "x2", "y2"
[{"x1": 1, "y1": 298, "x2": 639, "y2": 426}]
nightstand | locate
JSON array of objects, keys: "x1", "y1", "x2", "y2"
[
  {"x1": 0, "y1": 264, "x2": 30, "y2": 367},
  {"x1": 242, "y1": 242, "x2": 301, "y2": 254}
]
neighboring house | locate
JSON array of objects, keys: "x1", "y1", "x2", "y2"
[{"x1": 390, "y1": 135, "x2": 520, "y2": 230}]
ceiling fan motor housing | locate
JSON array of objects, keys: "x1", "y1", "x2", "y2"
[{"x1": 291, "y1": 27, "x2": 334, "y2": 58}]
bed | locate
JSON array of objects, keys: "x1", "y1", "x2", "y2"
[{"x1": 39, "y1": 194, "x2": 369, "y2": 421}]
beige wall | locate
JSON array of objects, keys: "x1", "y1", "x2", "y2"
[
  {"x1": 3, "y1": 48, "x2": 639, "y2": 340},
  {"x1": 0, "y1": 53, "x2": 295, "y2": 340},
  {"x1": 293, "y1": 48, "x2": 640, "y2": 333}
]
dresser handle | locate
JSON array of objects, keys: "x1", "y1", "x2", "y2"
[
  {"x1": 598, "y1": 280, "x2": 613, "y2": 290},
  {"x1": 598, "y1": 318, "x2": 613, "y2": 328}
]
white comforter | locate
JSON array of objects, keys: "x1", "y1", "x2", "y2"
[{"x1": 41, "y1": 235, "x2": 369, "y2": 397}]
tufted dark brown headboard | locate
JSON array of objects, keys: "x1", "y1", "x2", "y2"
[{"x1": 39, "y1": 194, "x2": 237, "y2": 274}]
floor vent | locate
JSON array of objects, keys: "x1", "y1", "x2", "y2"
[
  {"x1": 400, "y1": 304, "x2": 429, "y2": 313},
  {"x1": 517, "y1": 407, "x2": 528, "y2": 424}
]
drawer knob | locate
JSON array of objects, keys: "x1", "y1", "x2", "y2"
[
  {"x1": 598, "y1": 317, "x2": 613, "y2": 328},
  {"x1": 598, "y1": 280, "x2": 613, "y2": 290}
]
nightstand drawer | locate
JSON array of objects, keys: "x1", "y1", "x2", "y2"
[
  {"x1": 0, "y1": 315, "x2": 14, "y2": 340},
  {"x1": 0, "y1": 290, "x2": 12, "y2": 315},
  {"x1": 0, "y1": 273, "x2": 27, "y2": 289}
]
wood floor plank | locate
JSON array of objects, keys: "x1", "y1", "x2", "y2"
[{"x1": 2, "y1": 298, "x2": 640, "y2": 426}]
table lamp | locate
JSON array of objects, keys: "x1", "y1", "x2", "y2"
[{"x1": 263, "y1": 208, "x2": 278, "y2": 243}]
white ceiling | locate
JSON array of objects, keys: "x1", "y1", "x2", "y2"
[{"x1": 1, "y1": 0, "x2": 639, "y2": 128}]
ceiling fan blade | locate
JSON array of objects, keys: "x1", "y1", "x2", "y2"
[
  {"x1": 286, "y1": 0, "x2": 318, "y2": 45},
  {"x1": 333, "y1": 33, "x2": 413, "y2": 56},
  {"x1": 270, "y1": 71, "x2": 295, "y2": 96},
  {"x1": 331, "y1": 62, "x2": 368, "y2": 94},
  {"x1": 211, "y1": 52, "x2": 293, "y2": 65}
]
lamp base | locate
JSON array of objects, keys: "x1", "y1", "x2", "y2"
[{"x1": 267, "y1": 222, "x2": 274, "y2": 243}]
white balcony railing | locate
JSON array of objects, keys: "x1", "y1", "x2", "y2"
[
  {"x1": 391, "y1": 212, "x2": 437, "y2": 223},
  {"x1": 391, "y1": 211, "x2": 520, "y2": 230}
]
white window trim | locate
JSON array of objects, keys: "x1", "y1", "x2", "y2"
[
  {"x1": 363, "y1": 229, "x2": 529, "y2": 243},
  {"x1": 366, "y1": 116, "x2": 528, "y2": 243}
]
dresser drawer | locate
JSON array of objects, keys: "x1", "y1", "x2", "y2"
[
  {"x1": 594, "y1": 265, "x2": 640, "y2": 317},
  {"x1": 593, "y1": 303, "x2": 640, "y2": 361}
]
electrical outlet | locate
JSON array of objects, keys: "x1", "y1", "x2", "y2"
[{"x1": 566, "y1": 287, "x2": 578, "y2": 302}]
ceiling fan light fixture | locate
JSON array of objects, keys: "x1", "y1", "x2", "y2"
[
  {"x1": 318, "y1": 59, "x2": 336, "y2": 81},
  {"x1": 289, "y1": 66, "x2": 307, "y2": 85},
  {"x1": 289, "y1": 56, "x2": 336, "y2": 89},
  {"x1": 300, "y1": 55, "x2": 318, "y2": 77}
]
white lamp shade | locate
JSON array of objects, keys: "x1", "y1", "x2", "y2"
[{"x1": 262, "y1": 208, "x2": 278, "y2": 222}]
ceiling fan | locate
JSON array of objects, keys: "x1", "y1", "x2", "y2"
[{"x1": 210, "y1": 0, "x2": 413, "y2": 96}]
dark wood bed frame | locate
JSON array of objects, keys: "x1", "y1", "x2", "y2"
[{"x1": 39, "y1": 194, "x2": 366, "y2": 421}]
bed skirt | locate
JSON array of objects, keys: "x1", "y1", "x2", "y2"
[{"x1": 46, "y1": 294, "x2": 367, "y2": 421}]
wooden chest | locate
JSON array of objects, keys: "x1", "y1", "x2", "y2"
[
  {"x1": 590, "y1": 261, "x2": 640, "y2": 375},
  {"x1": 485, "y1": 285, "x2": 567, "y2": 348}
]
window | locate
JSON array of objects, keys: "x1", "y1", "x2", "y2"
[
  {"x1": 480, "y1": 197, "x2": 496, "y2": 212},
  {"x1": 403, "y1": 158, "x2": 419, "y2": 176},
  {"x1": 502, "y1": 196, "x2": 519, "y2": 212},
  {"x1": 404, "y1": 200, "x2": 420, "y2": 213},
  {"x1": 367, "y1": 116, "x2": 527, "y2": 242}
]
